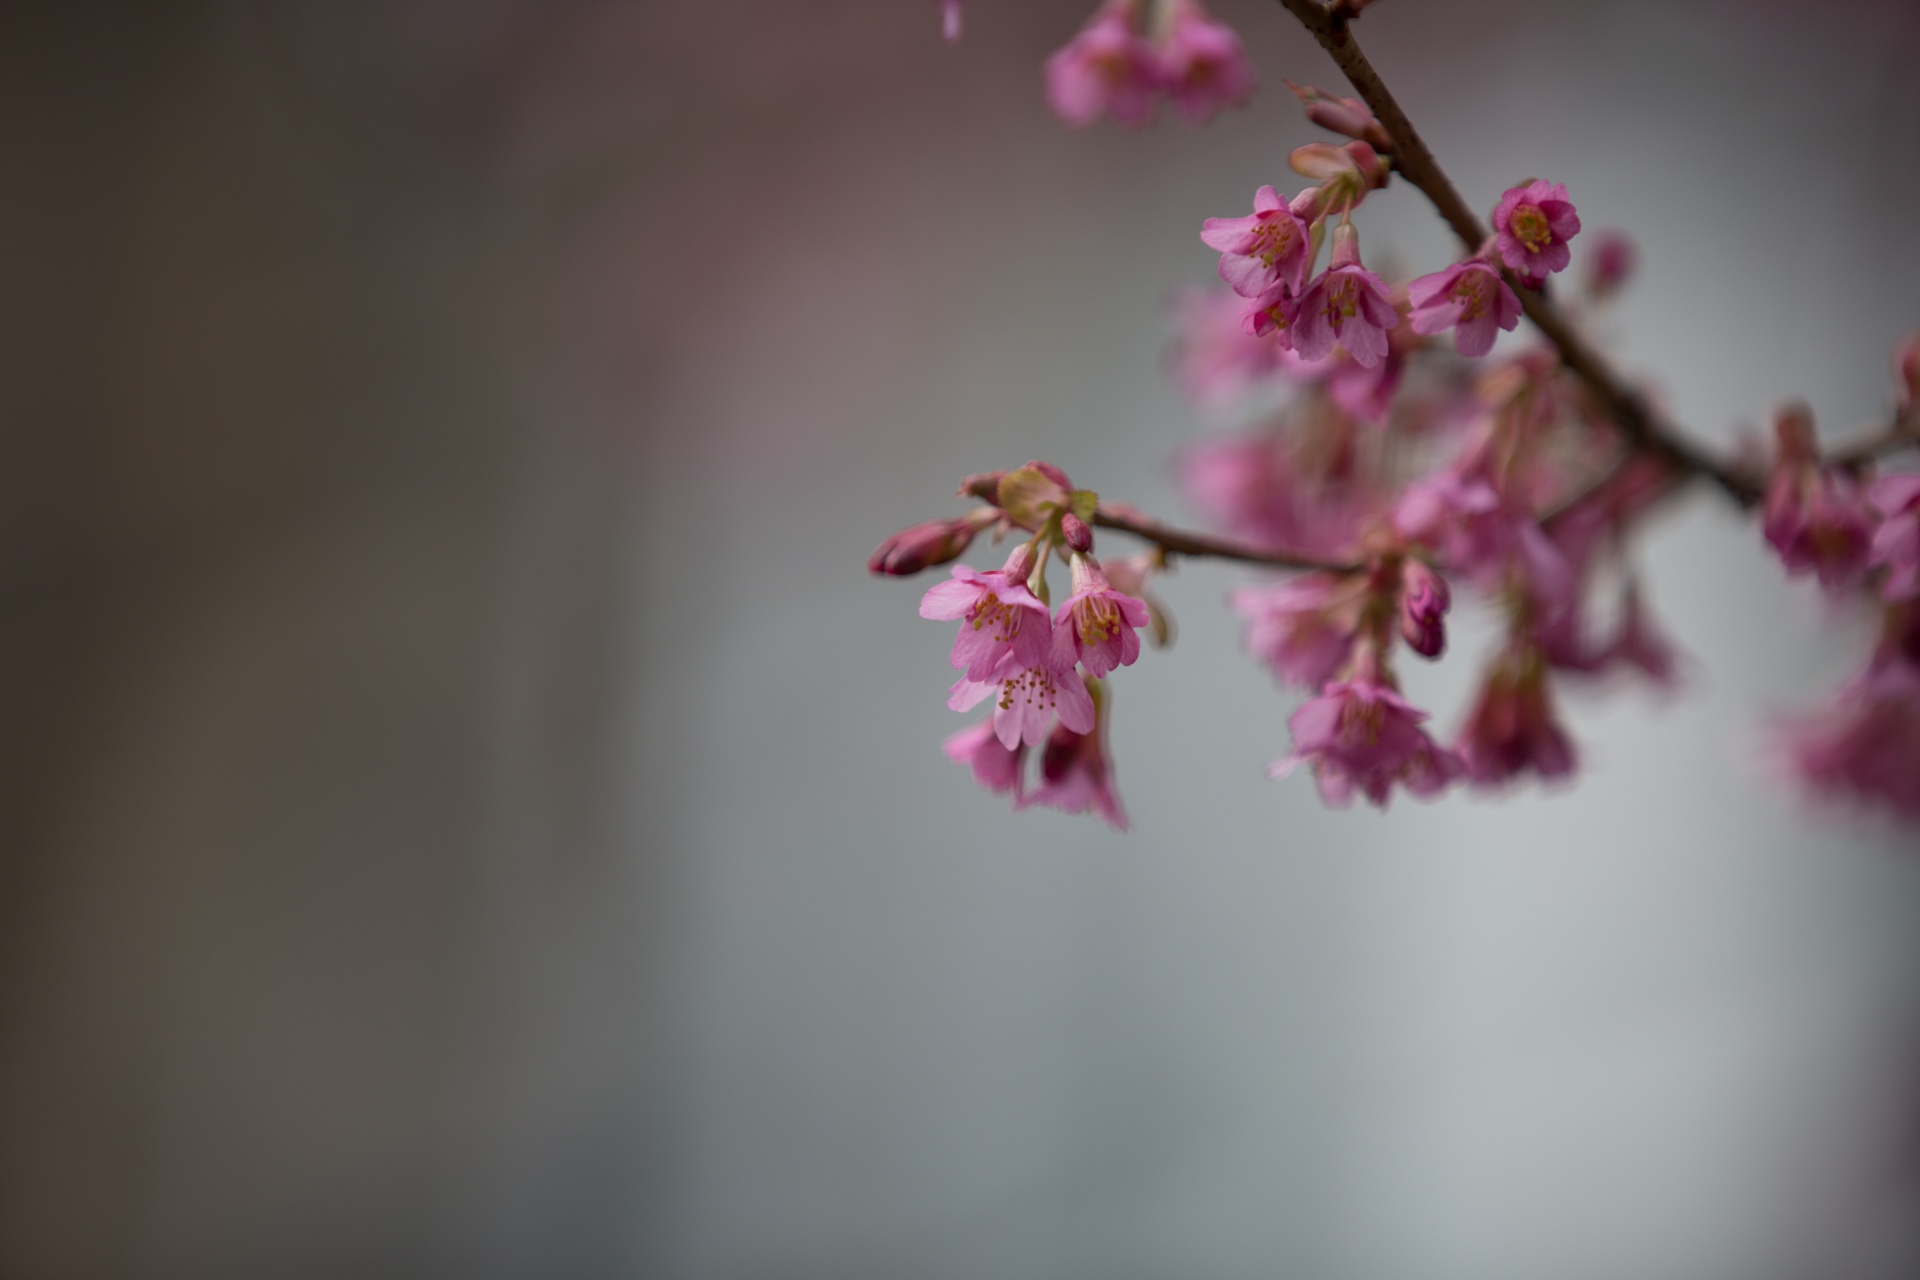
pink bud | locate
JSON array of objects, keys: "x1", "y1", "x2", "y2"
[
  {"x1": 1584, "y1": 231, "x2": 1635, "y2": 299},
  {"x1": 1283, "y1": 80, "x2": 1390, "y2": 151},
  {"x1": 1022, "y1": 459, "x2": 1075, "y2": 492},
  {"x1": 958, "y1": 470, "x2": 1006, "y2": 502},
  {"x1": 1061, "y1": 511, "x2": 1094, "y2": 552},
  {"x1": 868, "y1": 515, "x2": 982, "y2": 576},
  {"x1": 1001, "y1": 540, "x2": 1040, "y2": 582},
  {"x1": 1399, "y1": 560, "x2": 1450, "y2": 658}
]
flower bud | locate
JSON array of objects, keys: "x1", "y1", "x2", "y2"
[
  {"x1": 1283, "y1": 80, "x2": 1390, "y2": 151},
  {"x1": 868, "y1": 515, "x2": 981, "y2": 576},
  {"x1": 1399, "y1": 560, "x2": 1451, "y2": 658},
  {"x1": 1329, "y1": 220, "x2": 1363, "y2": 269},
  {"x1": 1060, "y1": 511, "x2": 1094, "y2": 553},
  {"x1": 1022, "y1": 459, "x2": 1075, "y2": 492},
  {"x1": 1584, "y1": 231, "x2": 1635, "y2": 299},
  {"x1": 1001, "y1": 540, "x2": 1040, "y2": 583},
  {"x1": 1343, "y1": 140, "x2": 1389, "y2": 190}
]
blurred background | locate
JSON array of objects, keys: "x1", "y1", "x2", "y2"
[{"x1": 3, "y1": 1, "x2": 1920, "y2": 1277}]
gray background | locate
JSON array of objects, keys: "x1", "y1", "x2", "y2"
[{"x1": 3, "y1": 1, "x2": 1919, "y2": 1277}]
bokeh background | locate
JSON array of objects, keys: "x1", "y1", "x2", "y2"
[{"x1": 5, "y1": 1, "x2": 1920, "y2": 1277}]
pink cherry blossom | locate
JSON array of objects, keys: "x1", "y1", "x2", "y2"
[
  {"x1": 1271, "y1": 677, "x2": 1464, "y2": 809},
  {"x1": 1585, "y1": 231, "x2": 1636, "y2": 299},
  {"x1": 919, "y1": 545, "x2": 1052, "y2": 680},
  {"x1": 935, "y1": 0, "x2": 964, "y2": 42},
  {"x1": 1201, "y1": 186, "x2": 1313, "y2": 300},
  {"x1": 1170, "y1": 286, "x2": 1290, "y2": 407},
  {"x1": 1869, "y1": 473, "x2": 1920, "y2": 602},
  {"x1": 1407, "y1": 260, "x2": 1521, "y2": 357},
  {"x1": 1180, "y1": 430, "x2": 1370, "y2": 556},
  {"x1": 870, "y1": 511, "x2": 991, "y2": 576},
  {"x1": 1777, "y1": 662, "x2": 1920, "y2": 823},
  {"x1": 1046, "y1": 1, "x2": 1159, "y2": 129},
  {"x1": 949, "y1": 663, "x2": 1098, "y2": 750},
  {"x1": 1020, "y1": 679, "x2": 1128, "y2": 829},
  {"x1": 1398, "y1": 559, "x2": 1451, "y2": 658},
  {"x1": 1492, "y1": 180, "x2": 1581, "y2": 284},
  {"x1": 1456, "y1": 651, "x2": 1577, "y2": 787},
  {"x1": 1605, "y1": 582, "x2": 1681, "y2": 687},
  {"x1": 1290, "y1": 223, "x2": 1399, "y2": 368},
  {"x1": 1230, "y1": 573, "x2": 1366, "y2": 689},
  {"x1": 944, "y1": 717, "x2": 1024, "y2": 798},
  {"x1": 1053, "y1": 554, "x2": 1150, "y2": 678},
  {"x1": 1762, "y1": 408, "x2": 1875, "y2": 590},
  {"x1": 1154, "y1": 0, "x2": 1255, "y2": 124}
]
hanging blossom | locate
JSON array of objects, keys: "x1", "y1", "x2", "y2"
[
  {"x1": 1045, "y1": 0, "x2": 1254, "y2": 129},
  {"x1": 1054, "y1": 552, "x2": 1150, "y2": 677},
  {"x1": 1408, "y1": 254, "x2": 1522, "y2": 358},
  {"x1": 1761, "y1": 405, "x2": 1875, "y2": 590},
  {"x1": 1272, "y1": 674, "x2": 1464, "y2": 809},
  {"x1": 919, "y1": 542, "x2": 1054, "y2": 681},
  {"x1": 1021, "y1": 677, "x2": 1130, "y2": 829},
  {"x1": 1202, "y1": 185, "x2": 1316, "y2": 300},
  {"x1": 1154, "y1": 0, "x2": 1257, "y2": 123},
  {"x1": 944, "y1": 717, "x2": 1023, "y2": 798},
  {"x1": 1457, "y1": 645, "x2": 1578, "y2": 787},
  {"x1": 1869, "y1": 474, "x2": 1920, "y2": 602},
  {"x1": 1492, "y1": 180, "x2": 1581, "y2": 285},
  {"x1": 1285, "y1": 221, "x2": 1400, "y2": 368}
]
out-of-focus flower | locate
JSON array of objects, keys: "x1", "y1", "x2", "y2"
[
  {"x1": 1180, "y1": 424, "x2": 1371, "y2": 556},
  {"x1": 949, "y1": 662, "x2": 1097, "y2": 749},
  {"x1": 1605, "y1": 581, "x2": 1681, "y2": 687},
  {"x1": 935, "y1": 0, "x2": 964, "y2": 42},
  {"x1": 1046, "y1": 1, "x2": 1159, "y2": 128},
  {"x1": 1398, "y1": 559, "x2": 1451, "y2": 658},
  {"x1": 919, "y1": 543, "x2": 1052, "y2": 680},
  {"x1": 1870, "y1": 473, "x2": 1920, "y2": 601},
  {"x1": 1291, "y1": 222, "x2": 1399, "y2": 367},
  {"x1": 1584, "y1": 231, "x2": 1635, "y2": 299},
  {"x1": 1053, "y1": 553, "x2": 1150, "y2": 677},
  {"x1": 1170, "y1": 286, "x2": 1290, "y2": 407},
  {"x1": 1231, "y1": 572, "x2": 1367, "y2": 689},
  {"x1": 869, "y1": 511, "x2": 993, "y2": 576},
  {"x1": 1762, "y1": 405, "x2": 1875, "y2": 589},
  {"x1": 1271, "y1": 676, "x2": 1464, "y2": 809},
  {"x1": 1777, "y1": 662, "x2": 1920, "y2": 823},
  {"x1": 1457, "y1": 648, "x2": 1577, "y2": 787},
  {"x1": 1407, "y1": 259, "x2": 1521, "y2": 357},
  {"x1": 1021, "y1": 677, "x2": 1128, "y2": 829},
  {"x1": 1897, "y1": 333, "x2": 1920, "y2": 413},
  {"x1": 1154, "y1": 0, "x2": 1256, "y2": 123},
  {"x1": 944, "y1": 717, "x2": 1024, "y2": 798},
  {"x1": 1201, "y1": 185, "x2": 1313, "y2": 300},
  {"x1": 1492, "y1": 180, "x2": 1581, "y2": 284}
]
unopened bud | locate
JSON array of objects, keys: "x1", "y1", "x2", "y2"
[
  {"x1": 1343, "y1": 140, "x2": 1389, "y2": 190},
  {"x1": 1896, "y1": 333, "x2": 1920, "y2": 412},
  {"x1": 1060, "y1": 511, "x2": 1094, "y2": 553},
  {"x1": 1001, "y1": 541, "x2": 1039, "y2": 582},
  {"x1": 1284, "y1": 81, "x2": 1390, "y2": 151},
  {"x1": 1398, "y1": 559, "x2": 1450, "y2": 658},
  {"x1": 958, "y1": 470, "x2": 1006, "y2": 502},
  {"x1": 1584, "y1": 231, "x2": 1635, "y2": 299},
  {"x1": 1289, "y1": 185, "x2": 1327, "y2": 221},
  {"x1": 868, "y1": 515, "x2": 980, "y2": 576}
]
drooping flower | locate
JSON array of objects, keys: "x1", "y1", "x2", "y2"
[
  {"x1": 1230, "y1": 572, "x2": 1367, "y2": 689},
  {"x1": 949, "y1": 662, "x2": 1098, "y2": 750},
  {"x1": 1053, "y1": 553, "x2": 1150, "y2": 677},
  {"x1": 1398, "y1": 559, "x2": 1451, "y2": 658},
  {"x1": 1456, "y1": 649, "x2": 1578, "y2": 787},
  {"x1": 919, "y1": 543, "x2": 1052, "y2": 680},
  {"x1": 1154, "y1": 0, "x2": 1255, "y2": 124},
  {"x1": 1201, "y1": 185, "x2": 1313, "y2": 300},
  {"x1": 1170, "y1": 286, "x2": 1291, "y2": 407},
  {"x1": 1289, "y1": 222, "x2": 1400, "y2": 368},
  {"x1": 1762, "y1": 406, "x2": 1875, "y2": 590},
  {"x1": 1605, "y1": 581, "x2": 1681, "y2": 688},
  {"x1": 1045, "y1": 1, "x2": 1160, "y2": 129},
  {"x1": 1492, "y1": 180, "x2": 1581, "y2": 284},
  {"x1": 944, "y1": 717, "x2": 1024, "y2": 798},
  {"x1": 870, "y1": 511, "x2": 993, "y2": 576},
  {"x1": 1869, "y1": 473, "x2": 1920, "y2": 602},
  {"x1": 1180, "y1": 424, "x2": 1372, "y2": 556},
  {"x1": 1020, "y1": 677, "x2": 1128, "y2": 829},
  {"x1": 1776, "y1": 661, "x2": 1920, "y2": 823},
  {"x1": 1271, "y1": 676, "x2": 1464, "y2": 809},
  {"x1": 1407, "y1": 259, "x2": 1522, "y2": 358},
  {"x1": 1101, "y1": 553, "x2": 1176, "y2": 647},
  {"x1": 1584, "y1": 231, "x2": 1636, "y2": 299},
  {"x1": 1394, "y1": 466, "x2": 1571, "y2": 611}
]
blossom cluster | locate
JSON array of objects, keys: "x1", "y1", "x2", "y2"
[{"x1": 1043, "y1": 0, "x2": 1256, "y2": 128}]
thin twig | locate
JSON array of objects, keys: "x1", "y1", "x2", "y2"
[
  {"x1": 1091, "y1": 503, "x2": 1358, "y2": 572},
  {"x1": 1826, "y1": 405, "x2": 1919, "y2": 471},
  {"x1": 1272, "y1": 0, "x2": 1762, "y2": 508}
]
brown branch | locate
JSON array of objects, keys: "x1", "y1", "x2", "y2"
[
  {"x1": 1826, "y1": 404, "x2": 1919, "y2": 471},
  {"x1": 1091, "y1": 503, "x2": 1358, "y2": 572},
  {"x1": 1273, "y1": 0, "x2": 1763, "y2": 508}
]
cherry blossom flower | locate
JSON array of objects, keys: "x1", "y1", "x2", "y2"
[
  {"x1": 919, "y1": 544, "x2": 1052, "y2": 680},
  {"x1": 1231, "y1": 573, "x2": 1366, "y2": 689},
  {"x1": 1492, "y1": 180, "x2": 1581, "y2": 284},
  {"x1": 1181, "y1": 427, "x2": 1371, "y2": 556},
  {"x1": 1762, "y1": 407, "x2": 1875, "y2": 590},
  {"x1": 1777, "y1": 662, "x2": 1920, "y2": 823},
  {"x1": 1290, "y1": 223, "x2": 1399, "y2": 368},
  {"x1": 1407, "y1": 260, "x2": 1521, "y2": 358},
  {"x1": 944, "y1": 717, "x2": 1024, "y2": 798},
  {"x1": 1020, "y1": 678, "x2": 1128, "y2": 829},
  {"x1": 1046, "y1": 1, "x2": 1159, "y2": 129},
  {"x1": 949, "y1": 663, "x2": 1097, "y2": 750},
  {"x1": 1053, "y1": 554, "x2": 1150, "y2": 677},
  {"x1": 1869, "y1": 473, "x2": 1920, "y2": 602},
  {"x1": 1170, "y1": 286, "x2": 1290, "y2": 407},
  {"x1": 1605, "y1": 582, "x2": 1681, "y2": 687},
  {"x1": 1154, "y1": 0, "x2": 1255, "y2": 124},
  {"x1": 1584, "y1": 231, "x2": 1636, "y2": 299},
  {"x1": 1201, "y1": 185, "x2": 1313, "y2": 300},
  {"x1": 935, "y1": 0, "x2": 964, "y2": 42},
  {"x1": 1271, "y1": 676, "x2": 1464, "y2": 809},
  {"x1": 1456, "y1": 650, "x2": 1577, "y2": 787}
]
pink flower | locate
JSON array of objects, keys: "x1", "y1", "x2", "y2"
[
  {"x1": 944, "y1": 717, "x2": 1024, "y2": 798},
  {"x1": 1869, "y1": 473, "x2": 1920, "y2": 602},
  {"x1": 1243, "y1": 280, "x2": 1299, "y2": 346},
  {"x1": 1201, "y1": 186, "x2": 1313, "y2": 300},
  {"x1": 1777, "y1": 662, "x2": 1920, "y2": 824},
  {"x1": 1492, "y1": 180, "x2": 1581, "y2": 284},
  {"x1": 1154, "y1": 0, "x2": 1255, "y2": 124},
  {"x1": 869, "y1": 511, "x2": 991, "y2": 576},
  {"x1": 1020, "y1": 678, "x2": 1128, "y2": 829},
  {"x1": 1394, "y1": 468, "x2": 1572, "y2": 610},
  {"x1": 1290, "y1": 223, "x2": 1400, "y2": 368},
  {"x1": 1456, "y1": 651, "x2": 1577, "y2": 787},
  {"x1": 949, "y1": 663, "x2": 1097, "y2": 750},
  {"x1": 1605, "y1": 582, "x2": 1680, "y2": 688},
  {"x1": 1271, "y1": 677, "x2": 1464, "y2": 809},
  {"x1": 1230, "y1": 573, "x2": 1366, "y2": 689},
  {"x1": 1046, "y1": 1, "x2": 1159, "y2": 129},
  {"x1": 1762, "y1": 407, "x2": 1875, "y2": 590},
  {"x1": 1053, "y1": 554, "x2": 1150, "y2": 677},
  {"x1": 1585, "y1": 231, "x2": 1636, "y2": 299},
  {"x1": 1180, "y1": 430, "x2": 1369, "y2": 556},
  {"x1": 919, "y1": 544, "x2": 1052, "y2": 680},
  {"x1": 1398, "y1": 559, "x2": 1451, "y2": 659},
  {"x1": 935, "y1": 0, "x2": 964, "y2": 42},
  {"x1": 1898, "y1": 334, "x2": 1920, "y2": 414},
  {"x1": 1407, "y1": 260, "x2": 1521, "y2": 358},
  {"x1": 1170, "y1": 286, "x2": 1290, "y2": 407}
]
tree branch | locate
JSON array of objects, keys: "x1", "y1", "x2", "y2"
[
  {"x1": 1091, "y1": 502, "x2": 1358, "y2": 572},
  {"x1": 1272, "y1": 0, "x2": 1763, "y2": 508}
]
